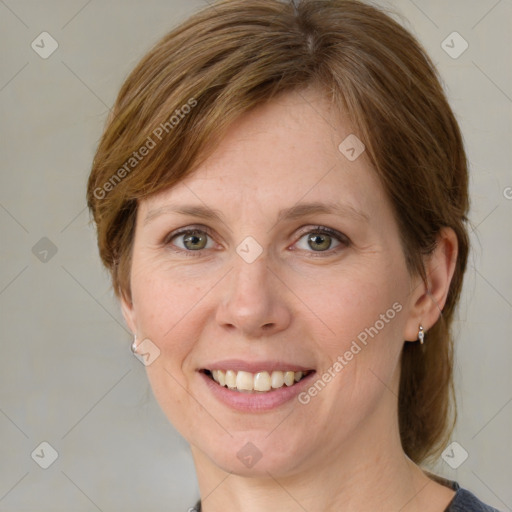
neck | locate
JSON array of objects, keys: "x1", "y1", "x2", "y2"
[{"x1": 190, "y1": 391, "x2": 448, "y2": 512}]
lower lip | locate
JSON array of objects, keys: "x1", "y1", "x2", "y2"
[{"x1": 198, "y1": 371, "x2": 316, "y2": 412}]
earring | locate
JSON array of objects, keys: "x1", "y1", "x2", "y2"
[
  {"x1": 131, "y1": 336, "x2": 138, "y2": 354},
  {"x1": 418, "y1": 325, "x2": 425, "y2": 344}
]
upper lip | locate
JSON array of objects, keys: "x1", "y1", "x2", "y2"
[{"x1": 200, "y1": 359, "x2": 315, "y2": 373}]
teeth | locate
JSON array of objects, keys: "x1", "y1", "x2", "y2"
[
  {"x1": 271, "y1": 370, "x2": 284, "y2": 389},
  {"x1": 254, "y1": 371, "x2": 271, "y2": 392},
  {"x1": 225, "y1": 370, "x2": 237, "y2": 389},
  {"x1": 236, "y1": 371, "x2": 253, "y2": 391},
  {"x1": 284, "y1": 371, "x2": 295, "y2": 386},
  {"x1": 208, "y1": 369, "x2": 309, "y2": 392}
]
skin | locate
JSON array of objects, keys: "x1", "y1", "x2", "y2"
[{"x1": 122, "y1": 87, "x2": 458, "y2": 511}]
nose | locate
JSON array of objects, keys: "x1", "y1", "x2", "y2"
[{"x1": 215, "y1": 256, "x2": 292, "y2": 339}]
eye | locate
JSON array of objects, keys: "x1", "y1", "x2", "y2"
[
  {"x1": 294, "y1": 226, "x2": 349, "y2": 255},
  {"x1": 164, "y1": 225, "x2": 350, "y2": 257},
  {"x1": 165, "y1": 227, "x2": 215, "y2": 254}
]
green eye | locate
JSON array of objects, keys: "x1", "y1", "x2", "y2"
[
  {"x1": 295, "y1": 226, "x2": 348, "y2": 253},
  {"x1": 165, "y1": 225, "x2": 349, "y2": 258},
  {"x1": 168, "y1": 229, "x2": 213, "y2": 252},
  {"x1": 182, "y1": 230, "x2": 208, "y2": 250},
  {"x1": 306, "y1": 232, "x2": 334, "y2": 251}
]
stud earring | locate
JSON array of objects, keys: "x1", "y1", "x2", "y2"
[
  {"x1": 131, "y1": 336, "x2": 138, "y2": 354},
  {"x1": 418, "y1": 325, "x2": 425, "y2": 344}
]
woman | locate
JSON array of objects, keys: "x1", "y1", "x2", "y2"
[{"x1": 87, "y1": 0, "x2": 500, "y2": 510}]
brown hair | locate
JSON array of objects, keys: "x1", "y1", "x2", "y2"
[{"x1": 87, "y1": 0, "x2": 469, "y2": 464}]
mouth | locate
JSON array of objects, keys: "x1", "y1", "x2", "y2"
[{"x1": 201, "y1": 368, "x2": 315, "y2": 393}]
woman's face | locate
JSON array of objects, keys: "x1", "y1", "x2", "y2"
[{"x1": 122, "y1": 88, "x2": 422, "y2": 477}]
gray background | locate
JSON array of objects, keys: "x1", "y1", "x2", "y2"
[{"x1": 0, "y1": 0, "x2": 511, "y2": 510}]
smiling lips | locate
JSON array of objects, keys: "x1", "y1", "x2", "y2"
[{"x1": 204, "y1": 369, "x2": 313, "y2": 393}]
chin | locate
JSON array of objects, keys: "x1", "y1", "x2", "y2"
[{"x1": 193, "y1": 430, "x2": 312, "y2": 478}]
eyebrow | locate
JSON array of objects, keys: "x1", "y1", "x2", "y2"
[{"x1": 144, "y1": 201, "x2": 369, "y2": 226}]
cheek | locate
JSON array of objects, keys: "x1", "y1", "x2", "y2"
[
  {"x1": 293, "y1": 263, "x2": 408, "y2": 412},
  {"x1": 130, "y1": 264, "x2": 212, "y2": 435},
  {"x1": 294, "y1": 263, "x2": 406, "y2": 353},
  {"x1": 130, "y1": 259, "x2": 208, "y2": 361},
  {"x1": 132, "y1": 247, "x2": 201, "y2": 319}
]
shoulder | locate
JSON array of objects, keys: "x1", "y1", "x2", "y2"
[
  {"x1": 424, "y1": 472, "x2": 501, "y2": 512},
  {"x1": 446, "y1": 483, "x2": 502, "y2": 511}
]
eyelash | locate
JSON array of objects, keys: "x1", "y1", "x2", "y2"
[{"x1": 163, "y1": 225, "x2": 350, "y2": 258}]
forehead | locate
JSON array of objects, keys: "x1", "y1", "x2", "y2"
[{"x1": 139, "y1": 88, "x2": 387, "y2": 223}]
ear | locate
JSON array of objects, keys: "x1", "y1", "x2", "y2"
[
  {"x1": 120, "y1": 291, "x2": 137, "y2": 336},
  {"x1": 403, "y1": 227, "x2": 458, "y2": 342}
]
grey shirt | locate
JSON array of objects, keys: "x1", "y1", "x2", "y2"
[
  {"x1": 445, "y1": 481, "x2": 501, "y2": 511},
  {"x1": 191, "y1": 479, "x2": 502, "y2": 511}
]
